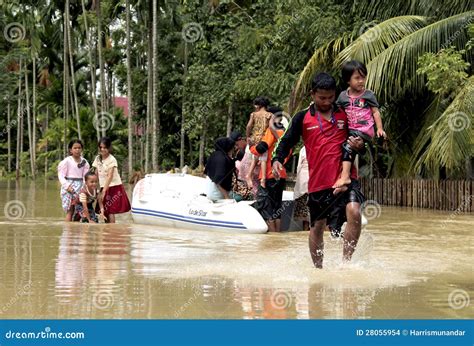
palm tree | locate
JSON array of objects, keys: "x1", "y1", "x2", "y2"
[
  {"x1": 152, "y1": 0, "x2": 159, "y2": 171},
  {"x1": 290, "y1": 10, "x2": 474, "y2": 177},
  {"x1": 80, "y1": 0, "x2": 100, "y2": 140},
  {"x1": 15, "y1": 59, "x2": 22, "y2": 180},
  {"x1": 126, "y1": 0, "x2": 133, "y2": 177},
  {"x1": 24, "y1": 66, "x2": 35, "y2": 178},
  {"x1": 180, "y1": 41, "x2": 188, "y2": 169},
  {"x1": 145, "y1": 7, "x2": 153, "y2": 173},
  {"x1": 7, "y1": 100, "x2": 11, "y2": 173},
  {"x1": 65, "y1": 0, "x2": 82, "y2": 140},
  {"x1": 63, "y1": 14, "x2": 70, "y2": 156},
  {"x1": 96, "y1": 0, "x2": 107, "y2": 136}
]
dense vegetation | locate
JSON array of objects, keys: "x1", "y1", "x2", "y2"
[{"x1": 0, "y1": 0, "x2": 472, "y2": 180}]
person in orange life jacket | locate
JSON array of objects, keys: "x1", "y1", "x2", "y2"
[
  {"x1": 272, "y1": 72, "x2": 365, "y2": 268},
  {"x1": 250, "y1": 107, "x2": 291, "y2": 232}
]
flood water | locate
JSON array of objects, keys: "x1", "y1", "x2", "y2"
[{"x1": 0, "y1": 180, "x2": 472, "y2": 319}]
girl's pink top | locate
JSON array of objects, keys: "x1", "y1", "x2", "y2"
[
  {"x1": 336, "y1": 89, "x2": 380, "y2": 138},
  {"x1": 57, "y1": 156, "x2": 90, "y2": 188}
]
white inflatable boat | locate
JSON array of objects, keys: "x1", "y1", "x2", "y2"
[
  {"x1": 131, "y1": 173, "x2": 367, "y2": 234},
  {"x1": 131, "y1": 173, "x2": 270, "y2": 233}
]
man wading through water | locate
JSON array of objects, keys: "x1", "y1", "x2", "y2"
[{"x1": 272, "y1": 73, "x2": 365, "y2": 269}]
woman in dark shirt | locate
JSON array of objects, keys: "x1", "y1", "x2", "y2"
[{"x1": 204, "y1": 137, "x2": 236, "y2": 200}]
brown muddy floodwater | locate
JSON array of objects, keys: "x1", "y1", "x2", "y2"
[{"x1": 0, "y1": 180, "x2": 472, "y2": 319}]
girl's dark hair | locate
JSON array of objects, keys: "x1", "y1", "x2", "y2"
[
  {"x1": 311, "y1": 72, "x2": 337, "y2": 92},
  {"x1": 84, "y1": 171, "x2": 97, "y2": 181},
  {"x1": 67, "y1": 139, "x2": 83, "y2": 154},
  {"x1": 98, "y1": 137, "x2": 112, "y2": 150},
  {"x1": 341, "y1": 60, "x2": 367, "y2": 84},
  {"x1": 253, "y1": 96, "x2": 270, "y2": 109}
]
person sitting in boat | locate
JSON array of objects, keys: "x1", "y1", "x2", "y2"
[
  {"x1": 204, "y1": 137, "x2": 238, "y2": 201},
  {"x1": 249, "y1": 108, "x2": 291, "y2": 232},
  {"x1": 230, "y1": 130, "x2": 247, "y2": 156}
]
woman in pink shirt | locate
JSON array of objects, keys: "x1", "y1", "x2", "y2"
[{"x1": 57, "y1": 139, "x2": 90, "y2": 221}]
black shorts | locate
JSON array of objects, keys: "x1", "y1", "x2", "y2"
[
  {"x1": 308, "y1": 180, "x2": 365, "y2": 227},
  {"x1": 252, "y1": 179, "x2": 286, "y2": 221}
]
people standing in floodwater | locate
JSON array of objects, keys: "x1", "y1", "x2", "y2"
[
  {"x1": 73, "y1": 171, "x2": 106, "y2": 223},
  {"x1": 250, "y1": 108, "x2": 291, "y2": 232},
  {"x1": 245, "y1": 96, "x2": 273, "y2": 190},
  {"x1": 293, "y1": 146, "x2": 310, "y2": 231},
  {"x1": 92, "y1": 137, "x2": 131, "y2": 223},
  {"x1": 272, "y1": 72, "x2": 365, "y2": 268},
  {"x1": 58, "y1": 139, "x2": 90, "y2": 221}
]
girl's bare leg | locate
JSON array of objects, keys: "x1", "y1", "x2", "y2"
[
  {"x1": 246, "y1": 157, "x2": 257, "y2": 188},
  {"x1": 65, "y1": 207, "x2": 73, "y2": 222}
]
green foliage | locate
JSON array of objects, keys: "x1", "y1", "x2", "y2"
[
  {"x1": 0, "y1": 0, "x2": 472, "y2": 180},
  {"x1": 417, "y1": 48, "x2": 470, "y2": 97}
]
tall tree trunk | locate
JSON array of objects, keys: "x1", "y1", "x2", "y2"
[
  {"x1": 226, "y1": 99, "x2": 233, "y2": 137},
  {"x1": 180, "y1": 42, "x2": 188, "y2": 169},
  {"x1": 81, "y1": 0, "x2": 100, "y2": 140},
  {"x1": 16, "y1": 60, "x2": 22, "y2": 180},
  {"x1": 45, "y1": 105, "x2": 49, "y2": 175},
  {"x1": 66, "y1": 0, "x2": 82, "y2": 140},
  {"x1": 19, "y1": 104, "x2": 24, "y2": 180},
  {"x1": 63, "y1": 15, "x2": 69, "y2": 156},
  {"x1": 108, "y1": 69, "x2": 114, "y2": 111},
  {"x1": 152, "y1": 0, "x2": 159, "y2": 171},
  {"x1": 198, "y1": 118, "x2": 207, "y2": 171},
  {"x1": 69, "y1": 82, "x2": 76, "y2": 128},
  {"x1": 32, "y1": 57, "x2": 37, "y2": 175},
  {"x1": 145, "y1": 6, "x2": 153, "y2": 173},
  {"x1": 140, "y1": 120, "x2": 144, "y2": 169},
  {"x1": 7, "y1": 101, "x2": 11, "y2": 173},
  {"x1": 96, "y1": 0, "x2": 107, "y2": 137},
  {"x1": 126, "y1": 0, "x2": 133, "y2": 177},
  {"x1": 24, "y1": 68, "x2": 35, "y2": 178}
]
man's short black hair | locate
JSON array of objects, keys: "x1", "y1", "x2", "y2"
[
  {"x1": 229, "y1": 130, "x2": 243, "y2": 142},
  {"x1": 311, "y1": 72, "x2": 337, "y2": 92},
  {"x1": 341, "y1": 60, "x2": 367, "y2": 84},
  {"x1": 253, "y1": 96, "x2": 270, "y2": 108},
  {"x1": 267, "y1": 105, "x2": 282, "y2": 114}
]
